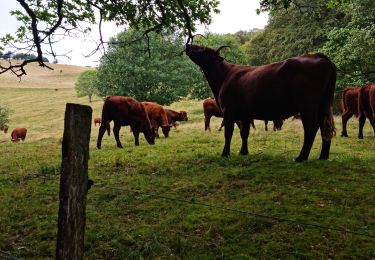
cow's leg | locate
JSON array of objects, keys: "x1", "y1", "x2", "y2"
[
  {"x1": 239, "y1": 119, "x2": 250, "y2": 155},
  {"x1": 222, "y1": 119, "x2": 235, "y2": 157},
  {"x1": 132, "y1": 125, "x2": 140, "y2": 146},
  {"x1": 318, "y1": 110, "x2": 335, "y2": 160},
  {"x1": 113, "y1": 122, "x2": 123, "y2": 148},
  {"x1": 358, "y1": 114, "x2": 366, "y2": 139},
  {"x1": 97, "y1": 123, "x2": 108, "y2": 149},
  {"x1": 205, "y1": 116, "x2": 211, "y2": 131},
  {"x1": 264, "y1": 120, "x2": 268, "y2": 131},
  {"x1": 250, "y1": 119, "x2": 256, "y2": 130},
  {"x1": 341, "y1": 110, "x2": 353, "y2": 137},
  {"x1": 218, "y1": 119, "x2": 225, "y2": 131},
  {"x1": 295, "y1": 115, "x2": 319, "y2": 162}
]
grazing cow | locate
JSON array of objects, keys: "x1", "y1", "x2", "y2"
[
  {"x1": 142, "y1": 102, "x2": 171, "y2": 138},
  {"x1": 11, "y1": 127, "x2": 27, "y2": 142},
  {"x1": 358, "y1": 84, "x2": 375, "y2": 139},
  {"x1": 264, "y1": 120, "x2": 284, "y2": 131},
  {"x1": 94, "y1": 117, "x2": 102, "y2": 126},
  {"x1": 203, "y1": 98, "x2": 224, "y2": 131},
  {"x1": 340, "y1": 87, "x2": 360, "y2": 137},
  {"x1": 0, "y1": 125, "x2": 9, "y2": 133},
  {"x1": 165, "y1": 109, "x2": 188, "y2": 128},
  {"x1": 186, "y1": 44, "x2": 336, "y2": 161},
  {"x1": 96, "y1": 96, "x2": 155, "y2": 149}
]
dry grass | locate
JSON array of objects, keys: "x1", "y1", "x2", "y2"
[{"x1": 0, "y1": 59, "x2": 93, "y2": 89}]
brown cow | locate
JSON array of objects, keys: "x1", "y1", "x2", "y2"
[
  {"x1": 96, "y1": 96, "x2": 155, "y2": 149},
  {"x1": 203, "y1": 98, "x2": 224, "y2": 131},
  {"x1": 165, "y1": 109, "x2": 188, "y2": 128},
  {"x1": 0, "y1": 125, "x2": 9, "y2": 133},
  {"x1": 358, "y1": 84, "x2": 375, "y2": 139},
  {"x1": 186, "y1": 44, "x2": 336, "y2": 162},
  {"x1": 203, "y1": 98, "x2": 278, "y2": 132},
  {"x1": 264, "y1": 120, "x2": 284, "y2": 131},
  {"x1": 94, "y1": 117, "x2": 102, "y2": 126},
  {"x1": 340, "y1": 87, "x2": 360, "y2": 137},
  {"x1": 142, "y1": 102, "x2": 171, "y2": 138},
  {"x1": 11, "y1": 127, "x2": 27, "y2": 142}
]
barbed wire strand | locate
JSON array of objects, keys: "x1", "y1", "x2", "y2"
[{"x1": 93, "y1": 183, "x2": 375, "y2": 239}]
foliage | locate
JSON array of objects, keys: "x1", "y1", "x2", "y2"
[
  {"x1": 96, "y1": 28, "x2": 207, "y2": 105},
  {"x1": 244, "y1": 0, "x2": 347, "y2": 65},
  {"x1": 0, "y1": 106, "x2": 11, "y2": 126},
  {"x1": 1, "y1": 0, "x2": 219, "y2": 76},
  {"x1": 320, "y1": 0, "x2": 375, "y2": 88},
  {"x1": 75, "y1": 70, "x2": 99, "y2": 102}
]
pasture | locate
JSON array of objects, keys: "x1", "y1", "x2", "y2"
[{"x1": 1, "y1": 81, "x2": 375, "y2": 258}]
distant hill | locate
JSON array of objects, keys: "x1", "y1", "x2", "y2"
[{"x1": 0, "y1": 59, "x2": 93, "y2": 89}]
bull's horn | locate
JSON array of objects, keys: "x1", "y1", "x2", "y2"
[{"x1": 216, "y1": 45, "x2": 230, "y2": 53}]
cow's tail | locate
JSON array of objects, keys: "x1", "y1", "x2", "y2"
[
  {"x1": 320, "y1": 56, "x2": 336, "y2": 142},
  {"x1": 101, "y1": 97, "x2": 111, "y2": 136}
]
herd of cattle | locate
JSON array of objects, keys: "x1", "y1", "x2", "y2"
[{"x1": 1, "y1": 44, "x2": 374, "y2": 162}]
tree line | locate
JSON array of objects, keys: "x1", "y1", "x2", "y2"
[
  {"x1": 76, "y1": 0, "x2": 374, "y2": 111},
  {"x1": 0, "y1": 51, "x2": 50, "y2": 63}
]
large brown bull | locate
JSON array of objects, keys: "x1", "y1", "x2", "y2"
[
  {"x1": 340, "y1": 87, "x2": 360, "y2": 137},
  {"x1": 186, "y1": 44, "x2": 336, "y2": 161},
  {"x1": 358, "y1": 84, "x2": 375, "y2": 139},
  {"x1": 142, "y1": 102, "x2": 171, "y2": 138},
  {"x1": 97, "y1": 96, "x2": 155, "y2": 149}
]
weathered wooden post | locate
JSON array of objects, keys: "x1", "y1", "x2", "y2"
[{"x1": 56, "y1": 103, "x2": 92, "y2": 260}]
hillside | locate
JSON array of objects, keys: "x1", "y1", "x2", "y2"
[{"x1": 0, "y1": 59, "x2": 93, "y2": 89}]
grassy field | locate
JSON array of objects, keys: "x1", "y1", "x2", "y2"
[{"x1": 1, "y1": 80, "x2": 375, "y2": 258}]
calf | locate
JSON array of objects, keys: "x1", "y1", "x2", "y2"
[
  {"x1": 186, "y1": 44, "x2": 336, "y2": 161},
  {"x1": 165, "y1": 109, "x2": 188, "y2": 128},
  {"x1": 97, "y1": 96, "x2": 155, "y2": 149},
  {"x1": 11, "y1": 127, "x2": 27, "y2": 142},
  {"x1": 142, "y1": 102, "x2": 171, "y2": 138},
  {"x1": 340, "y1": 87, "x2": 360, "y2": 137},
  {"x1": 358, "y1": 84, "x2": 375, "y2": 139}
]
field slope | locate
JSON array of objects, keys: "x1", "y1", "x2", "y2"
[{"x1": 0, "y1": 68, "x2": 375, "y2": 258}]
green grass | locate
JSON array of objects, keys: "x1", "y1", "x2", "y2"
[{"x1": 1, "y1": 87, "x2": 375, "y2": 259}]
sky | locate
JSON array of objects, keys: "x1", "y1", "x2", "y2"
[{"x1": 0, "y1": 1, "x2": 269, "y2": 67}]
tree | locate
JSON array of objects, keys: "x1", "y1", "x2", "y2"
[
  {"x1": 244, "y1": 0, "x2": 347, "y2": 66},
  {"x1": 320, "y1": 0, "x2": 375, "y2": 88},
  {"x1": 96, "y1": 28, "x2": 205, "y2": 105},
  {"x1": 1, "y1": 0, "x2": 219, "y2": 77},
  {"x1": 75, "y1": 70, "x2": 99, "y2": 103},
  {"x1": 0, "y1": 106, "x2": 11, "y2": 127}
]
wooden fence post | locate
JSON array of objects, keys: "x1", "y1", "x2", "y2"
[{"x1": 56, "y1": 103, "x2": 92, "y2": 260}]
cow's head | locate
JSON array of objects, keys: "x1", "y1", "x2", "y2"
[
  {"x1": 274, "y1": 120, "x2": 284, "y2": 131},
  {"x1": 179, "y1": 111, "x2": 188, "y2": 121},
  {"x1": 161, "y1": 125, "x2": 172, "y2": 138},
  {"x1": 143, "y1": 124, "x2": 156, "y2": 145},
  {"x1": 185, "y1": 45, "x2": 228, "y2": 67}
]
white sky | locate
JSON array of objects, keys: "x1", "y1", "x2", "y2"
[{"x1": 0, "y1": 1, "x2": 269, "y2": 67}]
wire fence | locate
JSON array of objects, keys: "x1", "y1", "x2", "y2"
[
  {"x1": 94, "y1": 183, "x2": 375, "y2": 239},
  {"x1": 0, "y1": 249, "x2": 19, "y2": 260}
]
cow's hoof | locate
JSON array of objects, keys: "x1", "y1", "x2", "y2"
[
  {"x1": 341, "y1": 133, "x2": 348, "y2": 137},
  {"x1": 239, "y1": 150, "x2": 248, "y2": 155},
  {"x1": 221, "y1": 153, "x2": 230, "y2": 158}
]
